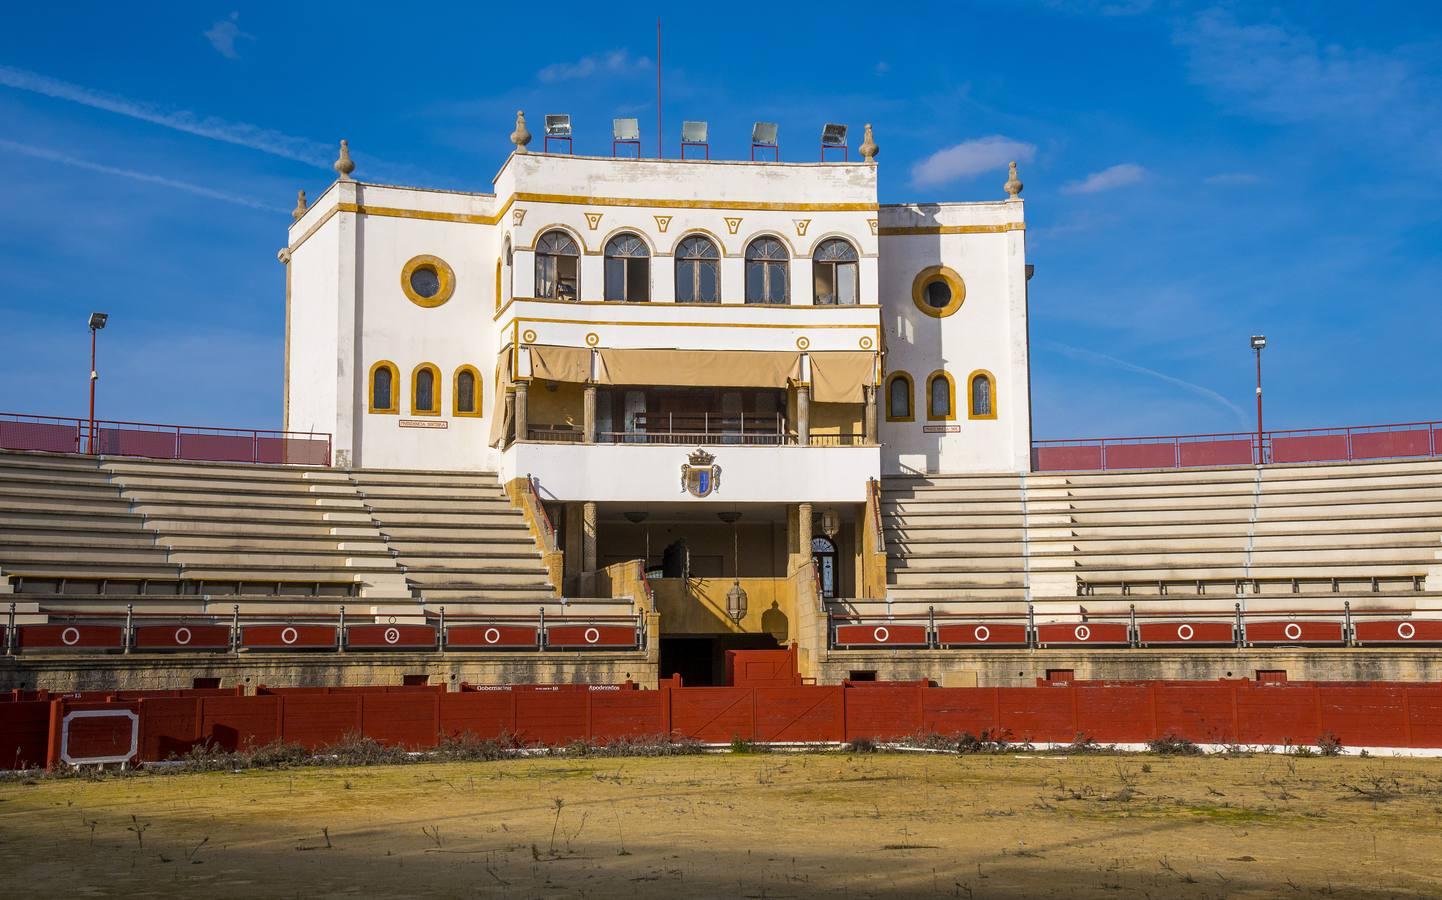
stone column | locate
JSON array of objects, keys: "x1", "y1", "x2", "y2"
[
  {"x1": 513, "y1": 381, "x2": 529, "y2": 443},
  {"x1": 796, "y1": 385, "x2": 811, "y2": 447},
  {"x1": 798, "y1": 502, "x2": 813, "y2": 561},
  {"x1": 582, "y1": 501, "x2": 598, "y2": 573},
  {"x1": 863, "y1": 384, "x2": 878, "y2": 445},
  {"x1": 583, "y1": 385, "x2": 597, "y2": 444}
]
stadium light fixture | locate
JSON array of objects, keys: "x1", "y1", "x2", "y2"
[
  {"x1": 87, "y1": 312, "x2": 109, "y2": 454},
  {"x1": 1251, "y1": 334, "x2": 1267, "y2": 462}
]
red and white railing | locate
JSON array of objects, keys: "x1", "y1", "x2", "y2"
[{"x1": 0, "y1": 412, "x2": 331, "y2": 466}]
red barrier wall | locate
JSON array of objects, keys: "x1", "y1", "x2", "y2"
[{"x1": 19, "y1": 681, "x2": 1442, "y2": 769}]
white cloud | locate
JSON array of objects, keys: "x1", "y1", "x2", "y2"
[
  {"x1": 1204, "y1": 172, "x2": 1262, "y2": 186},
  {"x1": 0, "y1": 138, "x2": 287, "y2": 213},
  {"x1": 909, "y1": 136, "x2": 1036, "y2": 189},
  {"x1": 1062, "y1": 163, "x2": 1146, "y2": 194},
  {"x1": 204, "y1": 12, "x2": 253, "y2": 60},
  {"x1": 538, "y1": 50, "x2": 651, "y2": 84},
  {"x1": 0, "y1": 64, "x2": 332, "y2": 169}
]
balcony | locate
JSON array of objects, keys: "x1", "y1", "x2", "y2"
[{"x1": 527, "y1": 415, "x2": 866, "y2": 448}]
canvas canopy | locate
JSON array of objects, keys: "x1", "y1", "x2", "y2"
[
  {"x1": 596, "y1": 349, "x2": 802, "y2": 389},
  {"x1": 528, "y1": 344, "x2": 593, "y2": 384},
  {"x1": 487, "y1": 348, "x2": 513, "y2": 447},
  {"x1": 809, "y1": 351, "x2": 877, "y2": 404}
]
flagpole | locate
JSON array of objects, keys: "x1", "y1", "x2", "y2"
[{"x1": 656, "y1": 17, "x2": 662, "y2": 158}]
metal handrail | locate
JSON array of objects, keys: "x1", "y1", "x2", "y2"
[
  {"x1": 0, "y1": 411, "x2": 331, "y2": 466},
  {"x1": 526, "y1": 473, "x2": 558, "y2": 552}
]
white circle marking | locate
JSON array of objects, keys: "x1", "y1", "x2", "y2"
[
  {"x1": 1398, "y1": 622, "x2": 1415, "y2": 640},
  {"x1": 1284, "y1": 623, "x2": 1302, "y2": 641},
  {"x1": 281, "y1": 627, "x2": 299, "y2": 645},
  {"x1": 484, "y1": 627, "x2": 502, "y2": 645},
  {"x1": 384, "y1": 627, "x2": 401, "y2": 645},
  {"x1": 974, "y1": 625, "x2": 991, "y2": 642},
  {"x1": 583, "y1": 627, "x2": 601, "y2": 644},
  {"x1": 873, "y1": 626, "x2": 890, "y2": 643},
  {"x1": 1075, "y1": 625, "x2": 1091, "y2": 641},
  {"x1": 1177, "y1": 624, "x2": 1195, "y2": 641},
  {"x1": 174, "y1": 627, "x2": 192, "y2": 645},
  {"x1": 61, "y1": 626, "x2": 80, "y2": 646}
]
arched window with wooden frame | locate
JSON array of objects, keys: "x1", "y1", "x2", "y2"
[
  {"x1": 812, "y1": 238, "x2": 859, "y2": 305},
  {"x1": 926, "y1": 370, "x2": 955, "y2": 421},
  {"x1": 534, "y1": 229, "x2": 579, "y2": 300},
  {"x1": 745, "y1": 236, "x2": 789, "y2": 304},
  {"x1": 675, "y1": 234, "x2": 720, "y2": 303},
  {"x1": 453, "y1": 365, "x2": 482, "y2": 417},
  {"x1": 885, "y1": 372, "x2": 913, "y2": 422},
  {"x1": 604, "y1": 232, "x2": 651, "y2": 301},
  {"x1": 368, "y1": 360, "x2": 399, "y2": 414},
  {"x1": 411, "y1": 363, "x2": 441, "y2": 416},
  {"x1": 968, "y1": 370, "x2": 997, "y2": 420}
]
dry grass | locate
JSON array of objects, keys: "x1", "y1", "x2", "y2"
[{"x1": 1, "y1": 753, "x2": 1440, "y2": 898}]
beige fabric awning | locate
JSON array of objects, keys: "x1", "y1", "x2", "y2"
[
  {"x1": 529, "y1": 344, "x2": 593, "y2": 384},
  {"x1": 596, "y1": 349, "x2": 802, "y2": 389},
  {"x1": 488, "y1": 348, "x2": 513, "y2": 447},
  {"x1": 810, "y1": 351, "x2": 877, "y2": 404}
]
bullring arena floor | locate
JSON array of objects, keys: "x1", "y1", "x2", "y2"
[{"x1": 2, "y1": 752, "x2": 1440, "y2": 898}]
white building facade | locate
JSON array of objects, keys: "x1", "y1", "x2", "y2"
[{"x1": 283, "y1": 134, "x2": 1032, "y2": 495}]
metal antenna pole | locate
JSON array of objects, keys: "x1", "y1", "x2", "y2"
[{"x1": 656, "y1": 18, "x2": 662, "y2": 158}]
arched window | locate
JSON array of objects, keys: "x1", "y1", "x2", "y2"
[
  {"x1": 368, "y1": 361, "x2": 399, "y2": 414},
  {"x1": 604, "y1": 232, "x2": 650, "y2": 301},
  {"x1": 454, "y1": 365, "x2": 482, "y2": 417},
  {"x1": 675, "y1": 235, "x2": 720, "y2": 303},
  {"x1": 411, "y1": 363, "x2": 440, "y2": 416},
  {"x1": 812, "y1": 239, "x2": 859, "y2": 305},
  {"x1": 745, "y1": 237, "x2": 789, "y2": 304},
  {"x1": 534, "y1": 230, "x2": 579, "y2": 300},
  {"x1": 927, "y1": 371, "x2": 955, "y2": 421},
  {"x1": 886, "y1": 373, "x2": 913, "y2": 422},
  {"x1": 968, "y1": 370, "x2": 997, "y2": 420},
  {"x1": 494, "y1": 259, "x2": 502, "y2": 312}
]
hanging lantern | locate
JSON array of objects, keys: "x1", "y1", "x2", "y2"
[
  {"x1": 820, "y1": 508, "x2": 840, "y2": 539},
  {"x1": 726, "y1": 579, "x2": 749, "y2": 623}
]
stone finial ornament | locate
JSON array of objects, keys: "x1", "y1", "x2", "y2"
[
  {"x1": 859, "y1": 123, "x2": 879, "y2": 163},
  {"x1": 334, "y1": 140, "x2": 355, "y2": 181},
  {"x1": 1004, "y1": 161, "x2": 1023, "y2": 200},
  {"x1": 511, "y1": 111, "x2": 532, "y2": 154},
  {"x1": 292, "y1": 190, "x2": 307, "y2": 223}
]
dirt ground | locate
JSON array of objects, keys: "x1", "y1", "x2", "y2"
[{"x1": 1, "y1": 751, "x2": 1440, "y2": 899}]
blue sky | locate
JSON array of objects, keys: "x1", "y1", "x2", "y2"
[{"x1": 1, "y1": 2, "x2": 1438, "y2": 439}]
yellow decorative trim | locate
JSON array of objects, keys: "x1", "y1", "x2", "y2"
[
  {"x1": 495, "y1": 295, "x2": 880, "y2": 318},
  {"x1": 925, "y1": 369, "x2": 956, "y2": 422},
  {"x1": 518, "y1": 192, "x2": 876, "y2": 214},
  {"x1": 583, "y1": 212, "x2": 604, "y2": 231},
  {"x1": 453, "y1": 365, "x2": 483, "y2": 417},
  {"x1": 885, "y1": 372, "x2": 913, "y2": 422},
  {"x1": 858, "y1": 336, "x2": 874, "y2": 350},
  {"x1": 724, "y1": 217, "x2": 743, "y2": 235},
  {"x1": 654, "y1": 215, "x2": 672, "y2": 232},
  {"x1": 514, "y1": 315, "x2": 880, "y2": 335},
  {"x1": 879, "y1": 222, "x2": 1025, "y2": 236},
  {"x1": 368, "y1": 360, "x2": 400, "y2": 414},
  {"x1": 967, "y1": 369, "x2": 998, "y2": 420},
  {"x1": 494, "y1": 259, "x2": 502, "y2": 313},
  {"x1": 911, "y1": 265, "x2": 966, "y2": 318},
  {"x1": 521, "y1": 328, "x2": 538, "y2": 343},
  {"x1": 401, "y1": 254, "x2": 455, "y2": 308},
  {"x1": 584, "y1": 332, "x2": 600, "y2": 347},
  {"x1": 795, "y1": 336, "x2": 811, "y2": 350},
  {"x1": 410, "y1": 363, "x2": 441, "y2": 416},
  {"x1": 794, "y1": 219, "x2": 811, "y2": 236}
]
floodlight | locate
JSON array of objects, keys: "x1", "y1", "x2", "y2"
[
  {"x1": 820, "y1": 123, "x2": 848, "y2": 147},
  {"x1": 88, "y1": 312, "x2": 109, "y2": 330},
  {"x1": 681, "y1": 121, "x2": 708, "y2": 143},
  {"x1": 613, "y1": 118, "x2": 639, "y2": 141},
  {"x1": 751, "y1": 122, "x2": 778, "y2": 146},
  {"x1": 544, "y1": 115, "x2": 572, "y2": 137},
  {"x1": 1250, "y1": 335, "x2": 1267, "y2": 350}
]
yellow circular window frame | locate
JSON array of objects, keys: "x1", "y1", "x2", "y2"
[
  {"x1": 401, "y1": 254, "x2": 456, "y2": 308},
  {"x1": 910, "y1": 265, "x2": 966, "y2": 318}
]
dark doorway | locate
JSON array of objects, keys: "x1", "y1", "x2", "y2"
[
  {"x1": 812, "y1": 535, "x2": 838, "y2": 600},
  {"x1": 660, "y1": 633, "x2": 782, "y2": 686}
]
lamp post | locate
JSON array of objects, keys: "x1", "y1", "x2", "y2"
[
  {"x1": 1250, "y1": 334, "x2": 1266, "y2": 464},
  {"x1": 87, "y1": 312, "x2": 109, "y2": 454}
]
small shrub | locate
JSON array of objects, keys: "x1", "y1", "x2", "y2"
[
  {"x1": 1063, "y1": 734, "x2": 1114, "y2": 755},
  {"x1": 434, "y1": 732, "x2": 513, "y2": 761},
  {"x1": 846, "y1": 738, "x2": 879, "y2": 754},
  {"x1": 322, "y1": 733, "x2": 413, "y2": 767},
  {"x1": 1316, "y1": 732, "x2": 1344, "y2": 757},
  {"x1": 1147, "y1": 735, "x2": 1203, "y2": 756},
  {"x1": 729, "y1": 737, "x2": 766, "y2": 755}
]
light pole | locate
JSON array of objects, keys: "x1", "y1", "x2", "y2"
[
  {"x1": 87, "y1": 312, "x2": 109, "y2": 454},
  {"x1": 1250, "y1": 334, "x2": 1266, "y2": 463}
]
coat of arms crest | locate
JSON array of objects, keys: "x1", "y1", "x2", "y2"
[{"x1": 680, "y1": 448, "x2": 721, "y2": 497}]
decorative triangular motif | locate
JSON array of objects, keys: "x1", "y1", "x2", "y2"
[
  {"x1": 724, "y1": 217, "x2": 743, "y2": 235},
  {"x1": 794, "y1": 219, "x2": 811, "y2": 236},
  {"x1": 867, "y1": 219, "x2": 879, "y2": 235},
  {"x1": 583, "y1": 212, "x2": 603, "y2": 230},
  {"x1": 513, "y1": 208, "x2": 527, "y2": 226},
  {"x1": 654, "y1": 215, "x2": 673, "y2": 233}
]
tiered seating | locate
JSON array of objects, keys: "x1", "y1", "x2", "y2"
[
  {"x1": 348, "y1": 469, "x2": 563, "y2": 613},
  {"x1": 863, "y1": 460, "x2": 1442, "y2": 643}
]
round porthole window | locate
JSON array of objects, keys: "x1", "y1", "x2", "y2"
[
  {"x1": 911, "y1": 266, "x2": 965, "y2": 318},
  {"x1": 401, "y1": 255, "x2": 456, "y2": 308}
]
